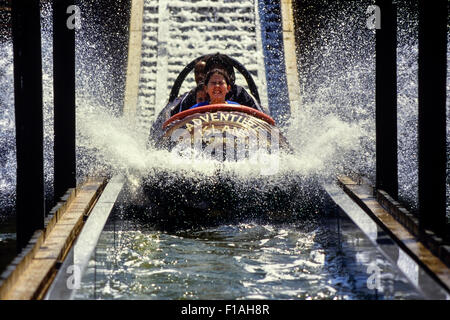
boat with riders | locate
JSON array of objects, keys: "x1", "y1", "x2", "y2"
[
  {"x1": 129, "y1": 54, "x2": 304, "y2": 229},
  {"x1": 149, "y1": 53, "x2": 291, "y2": 160}
]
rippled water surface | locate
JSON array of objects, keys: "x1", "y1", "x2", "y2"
[{"x1": 74, "y1": 205, "x2": 424, "y2": 300}]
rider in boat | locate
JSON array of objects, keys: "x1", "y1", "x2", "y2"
[
  {"x1": 148, "y1": 53, "x2": 273, "y2": 146},
  {"x1": 189, "y1": 68, "x2": 240, "y2": 109},
  {"x1": 173, "y1": 53, "x2": 268, "y2": 115}
]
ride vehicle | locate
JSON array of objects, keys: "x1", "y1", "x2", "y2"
[
  {"x1": 131, "y1": 54, "x2": 302, "y2": 229},
  {"x1": 148, "y1": 54, "x2": 291, "y2": 160}
]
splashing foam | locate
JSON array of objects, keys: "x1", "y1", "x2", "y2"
[
  {"x1": 284, "y1": 106, "x2": 363, "y2": 178},
  {"x1": 0, "y1": 41, "x2": 16, "y2": 214},
  {"x1": 76, "y1": 94, "x2": 365, "y2": 219},
  {"x1": 71, "y1": 0, "x2": 371, "y2": 219},
  {"x1": 77, "y1": 100, "x2": 363, "y2": 178}
]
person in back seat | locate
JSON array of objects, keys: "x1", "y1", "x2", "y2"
[
  {"x1": 172, "y1": 57, "x2": 210, "y2": 115},
  {"x1": 195, "y1": 82, "x2": 207, "y2": 104}
]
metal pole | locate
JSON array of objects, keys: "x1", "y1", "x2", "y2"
[
  {"x1": 11, "y1": 0, "x2": 45, "y2": 251},
  {"x1": 418, "y1": 0, "x2": 447, "y2": 236},
  {"x1": 53, "y1": 0, "x2": 77, "y2": 202},
  {"x1": 375, "y1": 0, "x2": 398, "y2": 199}
]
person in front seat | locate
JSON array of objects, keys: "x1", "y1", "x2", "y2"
[
  {"x1": 175, "y1": 53, "x2": 265, "y2": 114},
  {"x1": 189, "y1": 69, "x2": 239, "y2": 109}
]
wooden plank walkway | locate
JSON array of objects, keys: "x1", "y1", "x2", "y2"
[
  {"x1": 0, "y1": 178, "x2": 106, "y2": 300},
  {"x1": 338, "y1": 175, "x2": 450, "y2": 294}
]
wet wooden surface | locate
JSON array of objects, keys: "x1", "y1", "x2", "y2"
[
  {"x1": 0, "y1": 179, "x2": 105, "y2": 300},
  {"x1": 338, "y1": 175, "x2": 450, "y2": 294}
]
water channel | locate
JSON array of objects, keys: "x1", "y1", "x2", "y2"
[{"x1": 1, "y1": 0, "x2": 449, "y2": 300}]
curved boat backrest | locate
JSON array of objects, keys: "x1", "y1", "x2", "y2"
[{"x1": 168, "y1": 54, "x2": 261, "y2": 105}]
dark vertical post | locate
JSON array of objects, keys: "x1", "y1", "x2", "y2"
[
  {"x1": 11, "y1": 0, "x2": 45, "y2": 251},
  {"x1": 53, "y1": 0, "x2": 76, "y2": 202},
  {"x1": 375, "y1": 0, "x2": 398, "y2": 199},
  {"x1": 418, "y1": 0, "x2": 447, "y2": 236}
]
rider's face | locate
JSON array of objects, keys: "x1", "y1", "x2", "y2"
[
  {"x1": 207, "y1": 73, "x2": 230, "y2": 103},
  {"x1": 196, "y1": 88, "x2": 207, "y2": 103}
]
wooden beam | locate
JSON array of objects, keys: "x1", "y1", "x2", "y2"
[
  {"x1": 53, "y1": 0, "x2": 77, "y2": 202},
  {"x1": 338, "y1": 176, "x2": 450, "y2": 294},
  {"x1": 0, "y1": 179, "x2": 106, "y2": 300},
  {"x1": 12, "y1": 0, "x2": 45, "y2": 251},
  {"x1": 280, "y1": 0, "x2": 301, "y2": 115},
  {"x1": 123, "y1": 0, "x2": 144, "y2": 119},
  {"x1": 417, "y1": 0, "x2": 447, "y2": 237},
  {"x1": 375, "y1": 0, "x2": 398, "y2": 200}
]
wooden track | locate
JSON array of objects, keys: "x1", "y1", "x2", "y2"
[
  {"x1": 0, "y1": 178, "x2": 106, "y2": 300},
  {"x1": 338, "y1": 175, "x2": 450, "y2": 295}
]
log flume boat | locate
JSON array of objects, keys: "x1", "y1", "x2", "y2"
[
  {"x1": 127, "y1": 55, "x2": 317, "y2": 230},
  {"x1": 148, "y1": 54, "x2": 291, "y2": 159}
]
